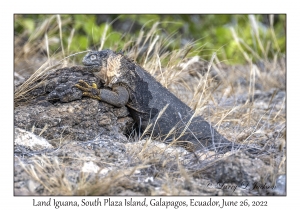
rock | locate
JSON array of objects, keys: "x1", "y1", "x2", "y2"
[
  {"x1": 15, "y1": 98, "x2": 133, "y2": 142},
  {"x1": 82, "y1": 161, "x2": 100, "y2": 173},
  {"x1": 14, "y1": 66, "x2": 134, "y2": 143},
  {"x1": 14, "y1": 127, "x2": 53, "y2": 151}
]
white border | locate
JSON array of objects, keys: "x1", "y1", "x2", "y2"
[{"x1": 2, "y1": 0, "x2": 296, "y2": 209}]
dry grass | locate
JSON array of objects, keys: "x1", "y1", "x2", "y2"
[
  {"x1": 17, "y1": 154, "x2": 149, "y2": 195},
  {"x1": 14, "y1": 15, "x2": 286, "y2": 195}
]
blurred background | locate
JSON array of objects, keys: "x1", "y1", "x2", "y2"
[{"x1": 14, "y1": 14, "x2": 285, "y2": 65}]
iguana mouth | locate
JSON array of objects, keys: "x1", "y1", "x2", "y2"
[
  {"x1": 83, "y1": 63, "x2": 100, "y2": 67},
  {"x1": 82, "y1": 64, "x2": 101, "y2": 73},
  {"x1": 82, "y1": 62, "x2": 99, "y2": 67}
]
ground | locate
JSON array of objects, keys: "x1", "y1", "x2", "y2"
[{"x1": 14, "y1": 53, "x2": 286, "y2": 196}]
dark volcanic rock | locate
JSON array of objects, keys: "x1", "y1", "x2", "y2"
[
  {"x1": 14, "y1": 66, "x2": 134, "y2": 142},
  {"x1": 21, "y1": 66, "x2": 100, "y2": 104}
]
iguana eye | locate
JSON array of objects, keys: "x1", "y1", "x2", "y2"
[{"x1": 90, "y1": 54, "x2": 97, "y2": 60}]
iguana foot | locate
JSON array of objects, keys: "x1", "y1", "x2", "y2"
[{"x1": 75, "y1": 80, "x2": 101, "y2": 100}]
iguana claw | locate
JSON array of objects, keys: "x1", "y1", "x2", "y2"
[{"x1": 75, "y1": 80, "x2": 101, "y2": 100}]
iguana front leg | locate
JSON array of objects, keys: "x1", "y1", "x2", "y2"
[{"x1": 75, "y1": 80, "x2": 129, "y2": 107}]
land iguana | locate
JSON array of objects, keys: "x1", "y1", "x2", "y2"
[{"x1": 75, "y1": 49, "x2": 258, "y2": 153}]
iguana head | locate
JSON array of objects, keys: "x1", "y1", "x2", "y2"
[
  {"x1": 82, "y1": 50, "x2": 125, "y2": 87},
  {"x1": 82, "y1": 50, "x2": 112, "y2": 70}
]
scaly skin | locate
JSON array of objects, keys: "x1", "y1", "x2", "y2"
[{"x1": 76, "y1": 50, "x2": 258, "y2": 153}]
